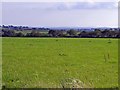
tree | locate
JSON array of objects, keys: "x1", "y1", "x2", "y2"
[
  {"x1": 26, "y1": 33, "x2": 31, "y2": 37},
  {"x1": 79, "y1": 31, "x2": 89, "y2": 37},
  {"x1": 56, "y1": 30, "x2": 65, "y2": 37},
  {"x1": 29, "y1": 30, "x2": 41, "y2": 37},
  {"x1": 48, "y1": 30, "x2": 56, "y2": 37},
  {"x1": 67, "y1": 29, "x2": 77, "y2": 36},
  {"x1": 101, "y1": 30, "x2": 108, "y2": 37},
  {"x1": 16, "y1": 32, "x2": 24, "y2": 37},
  {"x1": 94, "y1": 29, "x2": 102, "y2": 37},
  {"x1": 2, "y1": 30, "x2": 16, "y2": 37},
  {"x1": 48, "y1": 30, "x2": 65, "y2": 37}
]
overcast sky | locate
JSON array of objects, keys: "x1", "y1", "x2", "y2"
[{"x1": 2, "y1": 0, "x2": 118, "y2": 27}]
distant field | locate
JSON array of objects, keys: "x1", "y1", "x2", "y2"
[
  {"x1": 15, "y1": 30, "x2": 49, "y2": 35},
  {"x1": 2, "y1": 38, "x2": 118, "y2": 88}
]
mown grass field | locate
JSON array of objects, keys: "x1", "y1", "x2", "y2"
[{"x1": 2, "y1": 38, "x2": 118, "y2": 88}]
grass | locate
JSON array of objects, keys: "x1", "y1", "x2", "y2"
[
  {"x1": 2, "y1": 37, "x2": 118, "y2": 88},
  {"x1": 15, "y1": 30, "x2": 49, "y2": 35}
]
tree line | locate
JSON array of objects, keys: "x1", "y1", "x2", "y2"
[{"x1": 1, "y1": 26, "x2": 120, "y2": 38}]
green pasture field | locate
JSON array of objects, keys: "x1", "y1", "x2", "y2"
[
  {"x1": 15, "y1": 30, "x2": 49, "y2": 35},
  {"x1": 2, "y1": 37, "x2": 118, "y2": 88}
]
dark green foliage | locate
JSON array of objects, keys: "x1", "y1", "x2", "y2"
[
  {"x1": 16, "y1": 32, "x2": 24, "y2": 37},
  {"x1": 67, "y1": 29, "x2": 77, "y2": 36},
  {"x1": 1, "y1": 25, "x2": 120, "y2": 38},
  {"x1": 2, "y1": 30, "x2": 16, "y2": 37},
  {"x1": 48, "y1": 30, "x2": 65, "y2": 37}
]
